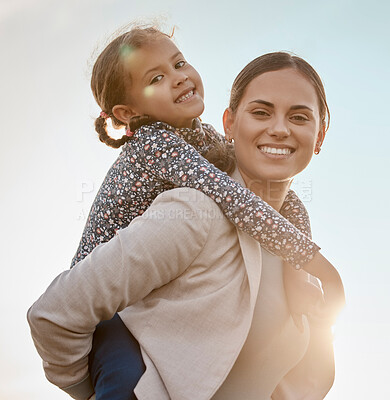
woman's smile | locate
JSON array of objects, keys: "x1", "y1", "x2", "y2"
[
  {"x1": 224, "y1": 68, "x2": 322, "y2": 186},
  {"x1": 257, "y1": 144, "x2": 296, "y2": 159}
]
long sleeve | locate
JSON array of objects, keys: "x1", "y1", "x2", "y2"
[
  {"x1": 202, "y1": 124, "x2": 314, "y2": 239},
  {"x1": 134, "y1": 123, "x2": 320, "y2": 269},
  {"x1": 27, "y1": 189, "x2": 213, "y2": 398},
  {"x1": 71, "y1": 121, "x2": 316, "y2": 269},
  {"x1": 280, "y1": 189, "x2": 312, "y2": 239},
  {"x1": 70, "y1": 122, "x2": 208, "y2": 268}
]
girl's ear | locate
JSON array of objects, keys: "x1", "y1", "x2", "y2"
[
  {"x1": 222, "y1": 108, "x2": 235, "y2": 141},
  {"x1": 112, "y1": 105, "x2": 140, "y2": 125}
]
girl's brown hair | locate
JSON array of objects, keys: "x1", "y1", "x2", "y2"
[
  {"x1": 90, "y1": 26, "x2": 235, "y2": 175},
  {"x1": 91, "y1": 27, "x2": 170, "y2": 148}
]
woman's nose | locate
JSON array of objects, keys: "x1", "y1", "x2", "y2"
[{"x1": 267, "y1": 118, "x2": 290, "y2": 139}]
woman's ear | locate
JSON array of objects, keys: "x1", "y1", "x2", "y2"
[
  {"x1": 317, "y1": 125, "x2": 326, "y2": 147},
  {"x1": 112, "y1": 105, "x2": 140, "y2": 125},
  {"x1": 314, "y1": 125, "x2": 326, "y2": 154},
  {"x1": 223, "y1": 108, "x2": 235, "y2": 141}
]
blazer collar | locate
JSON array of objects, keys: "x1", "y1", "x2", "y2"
[{"x1": 231, "y1": 168, "x2": 263, "y2": 308}]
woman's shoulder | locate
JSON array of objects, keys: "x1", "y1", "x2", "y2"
[{"x1": 149, "y1": 188, "x2": 229, "y2": 231}]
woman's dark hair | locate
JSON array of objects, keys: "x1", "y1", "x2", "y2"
[
  {"x1": 220, "y1": 52, "x2": 331, "y2": 174},
  {"x1": 229, "y1": 52, "x2": 330, "y2": 132}
]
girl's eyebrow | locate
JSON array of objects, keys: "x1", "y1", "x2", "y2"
[
  {"x1": 170, "y1": 51, "x2": 183, "y2": 60},
  {"x1": 142, "y1": 51, "x2": 183, "y2": 80},
  {"x1": 249, "y1": 99, "x2": 313, "y2": 112}
]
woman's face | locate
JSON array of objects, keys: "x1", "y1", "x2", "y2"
[{"x1": 224, "y1": 68, "x2": 324, "y2": 186}]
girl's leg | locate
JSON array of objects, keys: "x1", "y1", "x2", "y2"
[{"x1": 89, "y1": 313, "x2": 145, "y2": 400}]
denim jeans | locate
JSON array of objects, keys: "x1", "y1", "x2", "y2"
[{"x1": 89, "y1": 313, "x2": 145, "y2": 400}]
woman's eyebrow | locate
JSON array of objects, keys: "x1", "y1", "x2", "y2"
[
  {"x1": 249, "y1": 100, "x2": 313, "y2": 112},
  {"x1": 290, "y1": 105, "x2": 313, "y2": 112},
  {"x1": 249, "y1": 100, "x2": 274, "y2": 107}
]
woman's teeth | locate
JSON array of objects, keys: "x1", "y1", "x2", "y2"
[
  {"x1": 175, "y1": 90, "x2": 194, "y2": 103},
  {"x1": 259, "y1": 146, "x2": 292, "y2": 155}
]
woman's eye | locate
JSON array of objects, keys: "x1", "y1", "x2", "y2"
[
  {"x1": 150, "y1": 75, "x2": 163, "y2": 84},
  {"x1": 252, "y1": 110, "x2": 269, "y2": 116},
  {"x1": 291, "y1": 114, "x2": 309, "y2": 122},
  {"x1": 175, "y1": 60, "x2": 186, "y2": 69}
]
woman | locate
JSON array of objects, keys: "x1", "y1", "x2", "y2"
[{"x1": 28, "y1": 52, "x2": 344, "y2": 400}]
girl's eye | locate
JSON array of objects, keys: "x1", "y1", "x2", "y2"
[
  {"x1": 150, "y1": 75, "x2": 163, "y2": 85},
  {"x1": 175, "y1": 60, "x2": 186, "y2": 69}
]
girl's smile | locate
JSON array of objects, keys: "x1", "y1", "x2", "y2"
[
  {"x1": 175, "y1": 89, "x2": 196, "y2": 103},
  {"x1": 123, "y1": 36, "x2": 205, "y2": 128}
]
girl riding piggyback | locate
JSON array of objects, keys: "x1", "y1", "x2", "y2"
[
  {"x1": 72, "y1": 26, "x2": 319, "y2": 270},
  {"x1": 69, "y1": 25, "x2": 344, "y2": 400}
]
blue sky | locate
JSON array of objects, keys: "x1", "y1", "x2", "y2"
[{"x1": 1, "y1": 0, "x2": 389, "y2": 398}]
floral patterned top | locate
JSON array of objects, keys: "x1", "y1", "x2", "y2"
[{"x1": 71, "y1": 120, "x2": 319, "y2": 269}]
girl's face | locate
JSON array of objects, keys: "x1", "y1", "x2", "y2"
[
  {"x1": 124, "y1": 36, "x2": 204, "y2": 129},
  {"x1": 224, "y1": 68, "x2": 324, "y2": 186}
]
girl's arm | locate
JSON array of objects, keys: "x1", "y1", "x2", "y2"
[
  {"x1": 280, "y1": 189, "x2": 312, "y2": 239},
  {"x1": 202, "y1": 123, "x2": 313, "y2": 239},
  {"x1": 134, "y1": 123, "x2": 319, "y2": 269}
]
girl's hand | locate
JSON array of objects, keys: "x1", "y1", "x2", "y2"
[{"x1": 302, "y1": 252, "x2": 345, "y2": 326}]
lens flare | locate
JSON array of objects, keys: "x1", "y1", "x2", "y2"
[
  {"x1": 120, "y1": 44, "x2": 135, "y2": 64},
  {"x1": 144, "y1": 86, "x2": 154, "y2": 97}
]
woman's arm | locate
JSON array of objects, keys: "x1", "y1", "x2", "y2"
[
  {"x1": 272, "y1": 322, "x2": 335, "y2": 399},
  {"x1": 27, "y1": 188, "x2": 213, "y2": 399},
  {"x1": 135, "y1": 123, "x2": 319, "y2": 269}
]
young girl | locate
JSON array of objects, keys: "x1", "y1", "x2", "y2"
[{"x1": 71, "y1": 26, "x2": 327, "y2": 400}]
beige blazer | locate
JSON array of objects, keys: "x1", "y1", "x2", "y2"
[{"x1": 28, "y1": 184, "x2": 334, "y2": 399}]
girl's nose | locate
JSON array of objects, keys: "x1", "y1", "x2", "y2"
[{"x1": 173, "y1": 70, "x2": 188, "y2": 86}]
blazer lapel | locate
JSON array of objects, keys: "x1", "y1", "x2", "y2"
[{"x1": 232, "y1": 169, "x2": 263, "y2": 309}]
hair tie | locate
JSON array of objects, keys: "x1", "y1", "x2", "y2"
[
  {"x1": 100, "y1": 111, "x2": 109, "y2": 119},
  {"x1": 126, "y1": 127, "x2": 135, "y2": 137}
]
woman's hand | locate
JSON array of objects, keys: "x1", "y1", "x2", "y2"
[
  {"x1": 283, "y1": 265, "x2": 323, "y2": 332},
  {"x1": 301, "y1": 252, "x2": 345, "y2": 326}
]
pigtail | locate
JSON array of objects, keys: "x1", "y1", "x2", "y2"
[
  {"x1": 95, "y1": 115, "x2": 130, "y2": 149},
  {"x1": 90, "y1": 27, "x2": 172, "y2": 149},
  {"x1": 202, "y1": 128, "x2": 236, "y2": 175}
]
